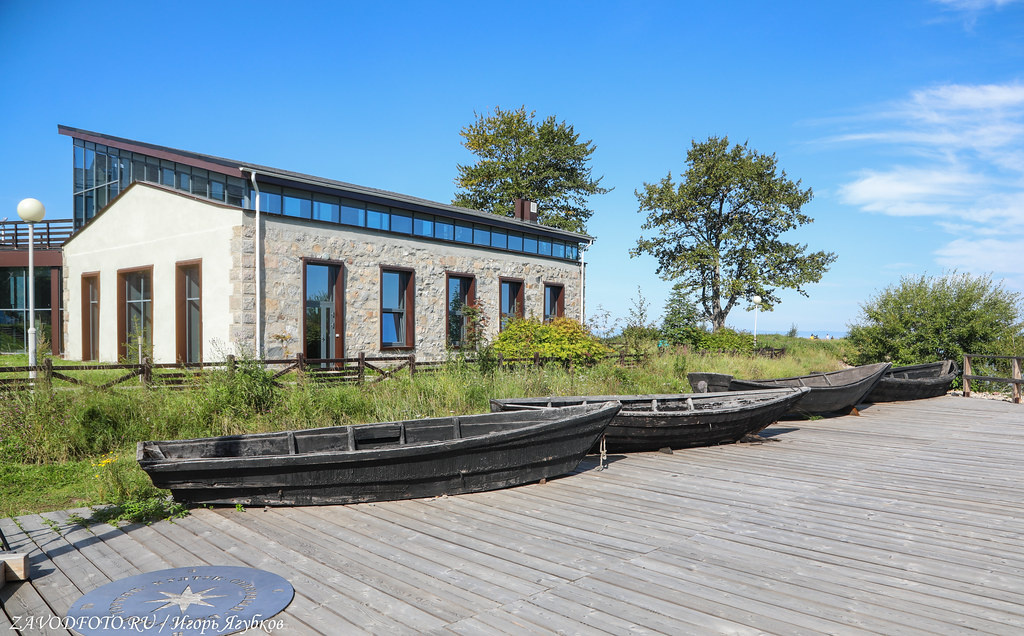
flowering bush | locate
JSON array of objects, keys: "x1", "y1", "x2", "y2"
[{"x1": 491, "y1": 317, "x2": 611, "y2": 365}]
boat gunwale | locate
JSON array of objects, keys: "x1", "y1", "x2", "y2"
[
  {"x1": 138, "y1": 402, "x2": 621, "y2": 471},
  {"x1": 490, "y1": 387, "x2": 809, "y2": 417}
]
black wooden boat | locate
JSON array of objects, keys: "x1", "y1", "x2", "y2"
[
  {"x1": 489, "y1": 388, "x2": 809, "y2": 453},
  {"x1": 726, "y1": 362, "x2": 891, "y2": 415},
  {"x1": 865, "y1": 360, "x2": 958, "y2": 402},
  {"x1": 137, "y1": 402, "x2": 621, "y2": 506}
]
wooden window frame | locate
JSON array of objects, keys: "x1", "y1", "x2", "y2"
[
  {"x1": 499, "y1": 277, "x2": 525, "y2": 331},
  {"x1": 445, "y1": 272, "x2": 476, "y2": 349},
  {"x1": 81, "y1": 272, "x2": 100, "y2": 361},
  {"x1": 116, "y1": 265, "x2": 154, "y2": 361},
  {"x1": 544, "y1": 282, "x2": 565, "y2": 322},
  {"x1": 301, "y1": 258, "x2": 346, "y2": 361},
  {"x1": 175, "y1": 260, "x2": 202, "y2": 364},
  {"x1": 380, "y1": 265, "x2": 415, "y2": 350}
]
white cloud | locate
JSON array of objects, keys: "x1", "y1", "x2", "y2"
[
  {"x1": 932, "y1": 0, "x2": 1022, "y2": 11},
  {"x1": 832, "y1": 81, "x2": 1024, "y2": 286},
  {"x1": 935, "y1": 238, "x2": 1024, "y2": 274}
]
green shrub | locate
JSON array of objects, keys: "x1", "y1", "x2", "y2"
[
  {"x1": 848, "y1": 272, "x2": 1023, "y2": 365},
  {"x1": 694, "y1": 327, "x2": 754, "y2": 353},
  {"x1": 491, "y1": 317, "x2": 611, "y2": 365}
]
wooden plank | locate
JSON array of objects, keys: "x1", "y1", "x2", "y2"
[
  {"x1": 179, "y1": 509, "x2": 445, "y2": 632},
  {"x1": 210, "y1": 506, "x2": 485, "y2": 624},
  {"x1": 10, "y1": 513, "x2": 96, "y2": 617},
  {"x1": 128, "y1": 515, "x2": 336, "y2": 635}
]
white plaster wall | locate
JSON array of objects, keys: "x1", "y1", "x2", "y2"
[{"x1": 63, "y1": 184, "x2": 242, "y2": 363}]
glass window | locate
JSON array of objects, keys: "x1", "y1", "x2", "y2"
[
  {"x1": 567, "y1": 244, "x2": 578, "y2": 260},
  {"x1": 313, "y1": 193, "x2": 341, "y2": 223},
  {"x1": 341, "y1": 198, "x2": 365, "y2": 226},
  {"x1": 435, "y1": 219, "x2": 454, "y2": 241},
  {"x1": 491, "y1": 229, "x2": 507, "y2": 250},
  {"x1": 305, "y1": 262, "x2": 342, "y2": 360},
  {"x1": 391, "y1": 211, "x2": 412, "y2": 234},
  {"x1": 145, "y1": 161, "x2": 160, "y2": 183},
  {"x1": 209, "y1": 176, "x2": 226, "y2": 202},
  {"x1": 455, "y1": 222, "x2": 473, "y2": 243},
  {"x1": 259, "y1": 185, "x2": 282, "y2": 214},
  {"x1": 82, "y1": 275, "x2": 99, "y2": 361},
  {"x1": 74, "y1": 146, "x2": 85, "y2": 192},
  {"x1": 226, "y1": 176, "x2": 246, "y2": 207},
  {"x1": 85, "y1": 148, "x2": 95, "y2": 190},
  {"x1": 500, "y1": 279, "x2": 524, "y2": 330},
  {"x1": 473, "y1": 225, "x2": 490, "y2": 246},
  {"x1": 381, "y1": 269, "x2": 412, "y2": 348},
  {"x1": 366, "y1": 203, "x2": 389, "y2": 230},
  {"x1": 552, "y1": 241, "x2": 566, "y2": 259},
  {"x1": 447, "y1": 275, "x2": 474, "y2": 348},
  {"x1": 538, "y1": 238, "x2": 552, "y2": 256},
  {"x1": 177, "y1": 264, "x2": 202, "y2": 363},
  {"x1": 283, "y1": 188, "x2": 311, "y2": 218},
  {"x1": 177, "y1": 164, "x2": 191, "y2": 192},
  {"x1": 122, "y1": 270, "x2": 153, "y2": 359},
  {"x1": 191, "y1": 168, "x2": 208, "y2": 198},
  {"x1": 119, "y1": 156, "x2": 130, "y2": 191},
  {"x1": 507, "y1": 232, "x2": 523, "y2": 252},
  {"x1": 545, "y1": 284, "x2": 564, "y2": 322},
  {"x1": 414, "y1": 213, "x2": 434, "y2": 237},
  {"x1": 523, "y1": 235, "x2": 538, "y2": 253},
  {"x1": 161, "y1": 160, "x2": 176, "y2": 187}
]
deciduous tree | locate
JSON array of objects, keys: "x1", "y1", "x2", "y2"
[
  {"x1": 452, "y1": 106, "x2": 609, "y2": 234},
  {"x1": 632, "y1": 136, "x2": 836, "y2": 330}
]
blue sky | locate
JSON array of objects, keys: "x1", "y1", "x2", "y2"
[{"x1": 2, "y1": 0, "x2": 1022, "y2": 337}]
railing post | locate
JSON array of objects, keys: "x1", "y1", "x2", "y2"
[
  {"x1": 358, "y1": 351, "x2": 365, "y2": 384},
  {"x1": 296, "y1": 352, "x2": 305, "y2": 375},
  {"x1": 43, "y1": 357, "x2": 53, "y2": 386},
  {"x1": 227, "y1": 354, "x2": 236, "y2": 380},
  {"x1": 962, "y1": 355, "x2": 971, "y2": 398},
  {"x1": 533, "y1": 352, "x2": 540, "y2": 368},
  {"x1": 1011, "y1": 354, "x2": 1019, "y2": 403},
  {"x1": 409, "y1": 353, "x2": 416, "y2": 377},
  {"x1": 497, "y1": 353, "x2": 504, "y2": 369},
  {"x1": 142, "y1": 356, "x2": 152, "y2": 387}
]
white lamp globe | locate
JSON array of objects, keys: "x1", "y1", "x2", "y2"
[
  {"x1": 751, "y1": 295, "x2": 762, "y2": 305},
  {"x1": 17, "y1": 198, "x2": 46, "y2": 223}
]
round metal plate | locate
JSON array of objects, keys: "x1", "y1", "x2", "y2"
[{"x1": 66, "y1": 566, "x2": 293, "y2": 635}]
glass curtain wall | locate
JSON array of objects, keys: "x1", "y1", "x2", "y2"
[
  {"x1": 0, "y1": 267, "x2": 55, "y2": 354},
  {"x1": 72, "y1": 139, "x2": 247, "y2": 229}
]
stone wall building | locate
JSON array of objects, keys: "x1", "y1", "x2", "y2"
[{"x1": 59, "y1": 127, "x2": 592, "y2": 363}]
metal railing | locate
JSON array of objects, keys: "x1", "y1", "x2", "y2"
[
  {"x1": 963, "y1": 354, "x2": 1022, "y2": 404},
  {"x1": 0, "y1": 218, "x2": 75, "y2": 250}
]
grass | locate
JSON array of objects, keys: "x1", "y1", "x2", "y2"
[{"x1": 1, "y1": 336, "x2": 848, "y2": 519}]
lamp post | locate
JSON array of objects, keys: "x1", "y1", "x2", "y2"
[
  {"x1": 17, "y1": 198, "x2": 45, "y2": 380},
  {"x1": 751, "y1": 295, "x2": 762, "y2": 349}
]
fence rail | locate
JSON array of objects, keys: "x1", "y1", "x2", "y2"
[
  {"x1": 0, "y1": 350, "x2": 647, "y2": 392},
  {"x1": 963, "y1": 354, "x2": 1022, "y2": 404},
  {"x1": 0, "y1": 218, "x2": 75, "y2": 251}
]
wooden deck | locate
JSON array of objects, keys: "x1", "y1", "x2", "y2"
[{"x1": 2, "y1": 396, "x2": 1022, "y2": 635}]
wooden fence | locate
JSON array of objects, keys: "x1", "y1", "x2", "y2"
[
  {"x1": 963, "y1": 354, "x2": 1023, "y2": 404},
  {"x1": 0, "y1": 350, "x2": 646, "y2": 392}
]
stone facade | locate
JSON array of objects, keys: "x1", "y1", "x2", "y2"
[{"x1": 254, "y1": 215, "x2": 582, "y2": 360}]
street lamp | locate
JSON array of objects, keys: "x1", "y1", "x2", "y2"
[
  {"x1": 17, "y1": 198, "x2": 45, "y2": 380},
  {"x1": 751, "y1": 295, "x2": 762, "y2": 349}
]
